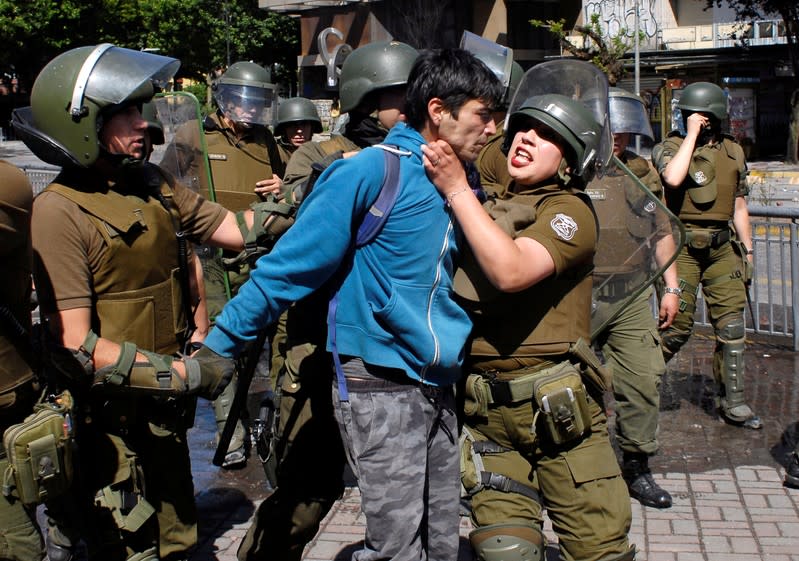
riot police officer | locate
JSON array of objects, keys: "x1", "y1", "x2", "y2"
[
  {"x1": 0, "y1": 161, "x2": 45, "y2": 561},
  {"x1": 12, "y1": 44, "x2": 242, "y2": 561},
  {"x1": 652, "y1": 82, "x2": 761, "y2": 430},
  {"x1": 592, "y1": 87, "x2": 681, "y2": 509},
  {"x1": 423, "y1": 60, "x2": 635, "y2": 561},
  {"x1": 201, "y1": 61, "x2": 287, "y2": 467},
  {"x1": 274, "y1": 97, "x2": 322, "y2": 165}
]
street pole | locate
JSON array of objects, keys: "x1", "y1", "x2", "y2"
[{"x1": 634, "y1": 0, "x2": 641, "y2": 153}]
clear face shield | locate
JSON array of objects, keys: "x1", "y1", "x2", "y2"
[
  {"x1": 214, "y1": 83, "x2": 276, "y2": 127},
  {"x1": 505, "y1": 60, "x2": 613, "y2": 177}
]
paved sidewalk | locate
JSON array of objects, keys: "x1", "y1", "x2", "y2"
[{"x1": 188, "y1": 333, "x2": 799, "y2": 561}]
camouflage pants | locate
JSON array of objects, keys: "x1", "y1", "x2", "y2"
[
  {"x1": 595, "y1": 287, "x2": 666, "y2": 456},
  {"x1": 334, "y1": 358, "x2": 459, "y2": 561},
  {"x1": 467, "y1": 390, "x2": 633, "y2": 561}
]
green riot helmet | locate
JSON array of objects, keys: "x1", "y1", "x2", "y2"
[
  {"x1": 504, "y1": 59, "x2": 611, "y2": 180},
  {"x1": 275, "y1": 97, "x2": 323, "y2": 137},
  {"x1": 339, "y1": 41, "x2": 419, "y2": 114},
  {"x1": 141, "y1": 101, "x2": 165, "y2": 146},
  {"x1": 506, "y1": 93, "x2": 603, "y2": 179},
  {"x1": 608, "y1": 87, "x2": 654, "y2": 142},
  {"x1": 676, "y1": 82, "x2": 727, "y2": 120},
  {"x1": 213, "y1": 61, "x2": 276, "y2": 126},
  {"x1": 11, "y1": 44, "x2": 179, "y2": 168},
  {"x1": 460, "y1": 31, "x2": 521, "y2": 111}
]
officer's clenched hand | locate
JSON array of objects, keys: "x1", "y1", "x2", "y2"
[{"x1": 184, "y1": 345, "x2": 236, "y2": 400}]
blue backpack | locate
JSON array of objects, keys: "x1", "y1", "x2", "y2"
[{"x1": 327, "y1": 144, "x2": 408, "y2": 401}]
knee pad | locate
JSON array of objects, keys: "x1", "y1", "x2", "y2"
[
  {"x1": 716, "y1": 315, "x2": 745, "y2": 341},
  {"x1": 469, "y1": 523, "x2": 545, "y2": 561}
]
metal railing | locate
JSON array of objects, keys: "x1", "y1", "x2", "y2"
[
  {"x1": 22, "y1": 167, "x2": 799, "y2": 349},
  {"x1": 693, "y1": 205, "x2": 799, "y2": 350}
]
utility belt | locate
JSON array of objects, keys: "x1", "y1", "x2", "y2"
[
  {"x1": 594, "y1": 273, "x2": 645, "y2": 300},
  {"x1": 685, "y1": 227, "x2": 731, "y2": 250},
  {"x1": 94, "y1": 394, "x2": 196, "y2": 437},
  {"x1": 464, "y1": 338, "x2": 608, "y2": 446}
]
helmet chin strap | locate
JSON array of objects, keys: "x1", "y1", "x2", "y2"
[
  {"x1": 556, "y1": 157, "x2": 574, "y2": 186},
  {"x1": 98, "y1": 145, "x2": 146, "y2": 170}
]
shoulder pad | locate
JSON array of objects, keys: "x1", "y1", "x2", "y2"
[
  {"x1": 623, "y1": 152, "x2": 651, "y2": 177},
  {"x1": 666, "y1": 130, "x2": 683, "y2": 138}
]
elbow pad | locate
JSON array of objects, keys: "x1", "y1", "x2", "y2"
[{"x1": 94, "y1": 343, "x2": 190, "y2": 396}]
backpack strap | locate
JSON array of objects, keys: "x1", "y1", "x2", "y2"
[{"x1": 328, "y1": 145, "x2": 408, "y2": 401}]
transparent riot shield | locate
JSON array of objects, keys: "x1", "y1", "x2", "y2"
[
  {"x1": 588, "y1": 154, "x2": 686, "y2": 339},
  {"x1": 151, "y1": 92, "x2": 232, "y2": 304},
  {"x1": 151, "y1": 92, "x2": 214, "y2": 197}
]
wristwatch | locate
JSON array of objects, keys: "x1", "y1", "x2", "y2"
[{"x1": 663, "y1": 287, "x2": 682, "y2": 296}]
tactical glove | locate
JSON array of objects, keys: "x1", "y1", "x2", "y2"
[{"x1": 187, "y1": 345, "x2": 236, "y2": 400}]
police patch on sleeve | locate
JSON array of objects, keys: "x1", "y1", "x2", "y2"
[{"x1": 550, "y1": 213, "x2": 578, "y2": 241}]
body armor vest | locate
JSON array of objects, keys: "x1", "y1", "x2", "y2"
[
  {"x1": 589, "y1": 152, "x2": 660, "y2": 278},
  {"x1": 47, "y1": 165, "x2": 186, "y2": 355},
  {"x1": 458, "y1": 186, "x2": 595, "y2": 370},
  {"x1": 204, "y1": 113, "x2": 284, "y2": 212},
  {"x1": 0, "y1": 239, "x2": 34, "y2": 397},
  {"x1": 665, "y1": 137, "x2": 744, "y2": 224}
]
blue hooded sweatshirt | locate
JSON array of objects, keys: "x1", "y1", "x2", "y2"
[{"x1": 204, "y1": 122, "x2": 472, "y2": 387}]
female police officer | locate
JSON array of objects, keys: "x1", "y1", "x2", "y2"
[{"x1": 423, "y1": 60, "x2": 635, "y2": 561}]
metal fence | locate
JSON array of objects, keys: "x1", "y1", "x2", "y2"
[
  {"x1": 21, "y1": 168, "x2": 799, "y2": 350},
  {"x1": 693, "y1": 205, "x2": 799, "y2": 350}
]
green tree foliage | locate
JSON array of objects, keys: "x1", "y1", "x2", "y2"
[
  {"x1": 0, "y1": 0, "x2": 299, "y2": 92},
  {"x1": 530, "y1": 13, "x2": 643, "y2": 86}
]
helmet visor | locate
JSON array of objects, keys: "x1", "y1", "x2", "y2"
[
  {"x1": 506, "y1": 60, "x2": 612, "y2": 177},
  {"x1": 214, "y1": 83, "x2": 276, "y2": 126},
  {"x1": 84, "y1": 46, "x2": 179, "y2": 107},
  {"x1": 460, "y1": 31, "x2": 514, "y2": 91},
  {"x1": 608, "y1": 94, "x2": 654, "y2": 141}
]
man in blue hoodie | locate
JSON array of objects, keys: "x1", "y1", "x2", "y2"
[{"x1": 200, "y1": 48, "x2": 501, "y2": 561}]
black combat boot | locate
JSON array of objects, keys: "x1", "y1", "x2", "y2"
[
  {"x1": 784, "y1": 452, "x2": 799, "y2": 488},
  {"x1": 622, "y1": 452, "x2": 672, "y2": 509}
]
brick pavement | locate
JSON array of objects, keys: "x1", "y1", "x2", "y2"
[{"x1": 189, "y1": 333, "x2": 799, "y2": 561}]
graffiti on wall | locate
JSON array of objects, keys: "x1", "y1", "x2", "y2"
[{"x1": 585, "y1": 0, "x2": 659, "y2": 47}]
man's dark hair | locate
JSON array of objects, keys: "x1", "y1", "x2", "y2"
[{"x1": 404, "y1": 49, "x2": 502, "y2": 130}]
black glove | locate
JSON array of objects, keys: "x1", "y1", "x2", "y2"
[{"x1": 185, "y1": 345, "x2": 236, "y2": 400}]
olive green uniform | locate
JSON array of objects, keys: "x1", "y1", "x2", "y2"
[
  {"x1": 32, "y1": 163, "x2": 226, "y2": 560},
  {"x1": 652, "y1": 133, "x2": 750, "y2": 416},
  {"x1": 460, "y1": 184, "x2": 633, "y2": 561},
  {"x1": 0, "y1": 161, "x2": 46, "y2": 561},
  {"x1": 202, "y1": 113, "x2": 284, "y2": 320},
  {"x1": 591, "y1": 151, "x2": 668, "y2": 456},
  {"x1": 239, "y1": 134, "x2": 355, "y2": 561}
]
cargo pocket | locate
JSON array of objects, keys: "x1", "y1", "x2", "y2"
[{"x1": 562, "y1": 438, "x2": 621, "y2": 484}]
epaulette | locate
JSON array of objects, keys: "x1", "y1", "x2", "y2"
[{"x1": 666, "y1": 130, "x2": 684, "y2": 138}]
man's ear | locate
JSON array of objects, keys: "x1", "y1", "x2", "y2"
[{"x1": 427, "y1": 97, "x2": 445, "y2": 126}]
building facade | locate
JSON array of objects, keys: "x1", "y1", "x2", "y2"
[{"x1": 259, "y1": 0, "x2": 794, "y2": 158}]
